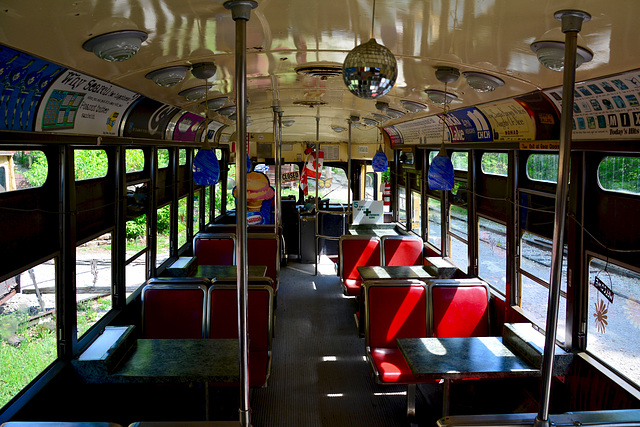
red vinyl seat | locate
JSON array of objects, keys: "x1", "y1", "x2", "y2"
[
  {"x1": 428, "y1": 279, "x2": 491, "y2": 338},
  {"x1": 381, "y1": 235, "x2": 424, "y2": 266},
  {"x1": 339, "y1": 235, "x2": 381, "y2": 297},
  {"x1": 207, "y1": 283, "x2": 274, "y2": 388},
  {"x1": 193, "y1": 232, "x2": 236, "y2": 265},
  {"x1": 247, "y1": 233, "x2": 280, "y2": 292},
  {"x1": 141, "y1": 278, "x2": 209, "y2": 339}
]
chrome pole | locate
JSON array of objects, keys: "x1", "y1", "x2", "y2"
[
  {"x1": 347, "y1": 118, "x2": 352, "y2": 223},
  {"x1": 314, "y1": 115, "x2": 320, "y2": 276},
  {"x1": 534, "y1": 9, "x2": 590, "y2": 427},
  {"x1": 273, "y1": 106, "x2": 282, "y2": 230},
  {"x1": 224, "y1": 2, "x2": 257, "y2": 426}
]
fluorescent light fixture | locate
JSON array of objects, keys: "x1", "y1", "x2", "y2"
[
  {"x1": 145, "y1": 65, "x2": 190, "y2": 87},
  {"x1": 82, "y1": 30, "x2": 148, "y2": 62}
]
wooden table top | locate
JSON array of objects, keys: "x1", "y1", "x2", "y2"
[{"x1": 357, "y1": 265, "x2": 434, "y2": 281}]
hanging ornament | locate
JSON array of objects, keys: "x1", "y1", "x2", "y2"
[
  {"x1": 193, "y1": 144, "x2": 220, "y2": 185},
  {"x1": 428, "y1": 69, "x2": 457, "y2": 191},
  {"x1": 593, "y1": 297, "x2": 609, "y2": 333},
  {"x1": 372, "y1": 131, "x2": 388, "y2": 172},
  {"x1": 303, "y1": 148, "x2": 324, "y2": 179}
]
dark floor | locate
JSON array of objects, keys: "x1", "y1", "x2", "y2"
[{"x1": 247, "y1": 258, "x2": 540, "y2": 427}]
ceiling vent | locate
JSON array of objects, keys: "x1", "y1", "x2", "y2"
[{"x1": 295, "y1": 61, "x2": 343, "y2": 80}]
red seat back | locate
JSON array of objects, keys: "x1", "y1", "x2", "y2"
[
  {"x1": 247, "y1": 233, "x2": 279, "y2": 291},
  {"x1": 142, "y1": 282, "x2": 207, "y2": 339},
  {"x1": 364, "y1": 281, "x2": 428, "y2": 348},
  {"x1": 339, "y1": 235, "x2": 381, "y2": 281},
  {"x1": 207, "y1": 284, "x2": 273, "y2": 352},
  {"x1": 429, "y1": 280, "x2": 490, "y2": 338},
  {"x1": 194, "y1": 233, "x2": 236, "y2": 265},
  {"x1": 382, "y1": 235, "x2": 423, "y2": 266}
]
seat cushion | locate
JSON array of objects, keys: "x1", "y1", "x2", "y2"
[
  {"x1": 342, "y1": 278, "x2": 362, "y2": 296},
  {"x1": 369, "y1": 347, "x2": 431, "y2": 384},
  {"x1": 249, "y1": 350, "x2": 270, "y2": 387}
]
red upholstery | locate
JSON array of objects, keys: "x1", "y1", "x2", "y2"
[
  {"x1": 208, "y1": 284, "x2": 273, "y2": 387},
  {"x1": 339, "y1": 235, "x2": 381, "y2": 296},
  {"x1": 364, "y1": 281, "x2": 430, "y2": 384},
  {"x1": 382, "y1": 235, "x2": 424, "y2": 266},
  {"x1": 429, "y1": 281, "x2": 490, "y2": 338},
  {"x1": 142, "y1": 283, "x2": 207, "y2": 339},
  {"x1": 194, "y1": 233, "x2": 236, "y2": 265},
  {"x1": 247, "y1": 233, "x2": 279, "y2": 291}
]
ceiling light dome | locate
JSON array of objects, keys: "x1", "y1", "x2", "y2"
[
  {"x1": 371, "y1": 113, "x2": 389, "y2": 123},
  {"x1": 462, "y1": 72, "x2": 505, "y2": 93},
  {"x1": 530, "y1": 40, "x2": 593, "y2": 71},
  {"x1": 332, "y1": 125, "x2": 347, "y2": 133},
  {"x1": 82, "y1": 30, "x2": 148, "y2": 62},
  {"x1": 282, "y1": 118, "x2": 295, "y2": 127},
  {"x1": 400, "y1": 100, "x2": 427, "y2": 113},
  {"x1": 217, "y1": 105, "x2": 236, "y2": 117},
  {"x1": 202, "y1": 96, "x2": 228, "y2": 110},
  {"x1": 425, "y1": 89, "x2": 458, "y2": 105},
  {"x1": 362, "y1": 117, "x2": 378, "y2": 126},
  {"x1": 146, "y1": 65, "x2": 190, "y2": 87},
  {"x1": 386, "y1": 108, "x2": 405, "y2": 119},
  {"x1": 343, "y1": 38, "x2": 398, "y2": 99},
  {"x1": 179, "y1": 85, "x2": 208, "y2": 101}
]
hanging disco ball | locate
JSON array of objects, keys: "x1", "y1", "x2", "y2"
[{"x1": 342, "y1": 38, "x2": 397, "y2": 99}]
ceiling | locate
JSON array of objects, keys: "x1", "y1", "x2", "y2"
[{"x1": 0, "y1": 0, "x2": 638, "y2": 144}]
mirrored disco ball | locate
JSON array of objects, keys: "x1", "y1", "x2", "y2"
[{"x1": 343, "y1": 38, "x2": 397, "y2": 99}]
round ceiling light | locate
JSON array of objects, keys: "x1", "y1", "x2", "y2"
[
  {"x1": 202, "y1": 96, "x2": 228, "y2": 110},
  {"x1": 179, "y1": 85, "x2": 208, "y2": 102},
  {"x1": 146, "y1": 65, "x2": 190, "y2": 87},
  {"x1": 217, "y1": 105, "x2": 237, "y2": 117},
  {"x1": 342, "y1": 38, "x2": 398, "y2": 99},
  {"x1": 282, "y1": 118, "x2": 295, "y2": 127},
  {"x1": 386, "y1": 108, "x2": 405, "y2": 119},
  {"x1": 371, "y1": 113, "x2": 389, "y2": 123},
  {"x1": 331, "y1": 125, "x2": 347, "y2": 133},
  {"x1": 530, "y1": 40, "x2": 593, "y2": 72},
  {"x1": 83, "y1": 30, "x2": 148, "y2": 62},
  {"x1": 425, "y1": 89, "x2": 458, "y2": 105},
  {"x1": 462, "y1": 72, "x2": 505, "y2": 93},
  {"x1": 362, "y1": 117, "x2": 378, "y2": 126},
  {"x1": 400, "y1": 100, "x2": 427, "y2": 113}
]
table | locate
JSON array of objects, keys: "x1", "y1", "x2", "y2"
[
  {"x1": 194, "y1": 265, "x2": 267, "y2": 280},
  {"x1": 348, "y1": 227, "x2": 401, "y2": 237},
  {"x1": 397, "y1": 337, "x2": 539, "y2": 416},
  {"x1": 357, "y1": 265, "x2": 434, "y2": 281}
]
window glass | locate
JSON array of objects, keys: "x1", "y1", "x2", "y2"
[
  {"x1": 411, "y1": 190, "x2": 421, "y2": 234},
  {"x1": 427, "y1": 197, "x2": 442, "y2": 249},
  {"x1": 429, "y1": 151, "x2": 438, "y2": 164},
  {"x1": 306, "y1": 166, "x2": 351, "y2": 204},
  {"x1": 178, "y1": 196, "x2": 188, "y2": 248},
  {"x1": 527, "y1": 154, "x2": 559, "y2": 183},
  {"x1": 449, "y1": 205, "x2": 468, "y2": 241},
  {"x1": 449, "y1": 205, "x2": 468, "y2": 272},
  {"x1": 587, "y1": 258, "x2": 640, "y2": 385},
  {"x1": 481, "y1": 152, "x2": 509, "y2": 176},
  {"x1": 398, "y1": 186, "x2": 407, "y2": 226},
  {"x1": 451, "y1": 152, "x2": 468, "y2": 171},
  {"x1": 449, "y1": 233, "x2": 469, "y2": 273},
  {"x1": 126, "y1": 214, "x2": 147, "y2": 295},
  {"x1": 597, "y1": 156, "x2": 640, "y2": 195},
  {"x1": 519, "y1": 232, "x2": 567, "y2": 343},
  {"x1": 478, "y1": 217, "x2": 507, "y2": 294},
  {"x1": 76, "y1": 233, "x2": 112, "y2": 338},
  {"x1": 281, "y1": 164, "x2": 300, "y2": 200},
  {"x1": 179, "y1": 149, "x2": 187, "y2": 166},
  {"x1": 194, "y1": 189, "x2": 202, "y2": 234},
  {"x1": 0, "y1": 259, "x2": 57, "y2": 408},
  {"x1": 156, "y1": 205, "x2": 170, "y2": 267},
  {"x1": 158, "y1": 149, "x2": 170, "y2": 169},
  {"x1": 74, "y1": 149, "x2": 108, "y2": 180},
  {"x1": 3, "y1": 150, "x2": 48, "y2": 191},
  {"x1": 364, "y1": 172, "x2": 375, "y2": 201},
  {"x1": 126, "y1": 149, "x2": 145, "y2": 173}
]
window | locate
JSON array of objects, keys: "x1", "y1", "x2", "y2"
[
  {"x1": 281, "y1": 164, "x2": 300, "y2": 200},
  {"x1": 451, "y1": 152, "x2": 468, "y2": 171},
  {"x1": 126, "y1": 149, "x2": 145, "y2": 173},
  {"x1": 427, "y1": 197, "x2": 441, "y2": 249},
  {"x1": 156, "y1": 204, "x2": 171, "y2": 267},
  {"x1": 449, "y1": 205, "x2": 468, "y2": 272},
  {"x1": 158, "y1": 149, "x2": 170, "y2": 169},
  {"x1": 179, "y1": 149, "x2": 187, "y2": 166},
  {"x1": 478, "y1": 217, "x2": 507, "y2": 294},
  {"x1": 518, "y1": 232, "x2": 567, "y2": 343},
  {"x1": 587, "y1": 257, "x2": 640, "y2": 385},
  {"x1": 411, "y1": 190, "x2": 421, "y2": 234},
  {"x1": 126, "y1": 214, "x2": 147, "y2": 295},
  {"x1": 398, "y1": 186, "x2": 407, "y2": 226},
  {"x1": 178, "y1": 196, "x2": 188, "y2": 248},
  {"x1": 306, "y1": 166, "x2": 351, "y2": 204},
  {"x1": 481, "y1": 152, "x2": 508, "y2": 176},
  {"x1": 76, "y1": 233, "x2": 112, "y2": 338},
  {"x1": 364, "y1": 172, "x2": 376, "y2": 201},
  {"x1": 3, "y1": 150, "x2": 48, "y2": 191},
  {"x1": 0, "y1": 259, "x2": 57, "y2": 408},
  {"x1": 598, "y1": 156, "x2": 640, "y2": 195},
  {"x1": 527, "y1": 154, "x2": 559, "y2": 183},
  {"x1": 74, "y1": 149, "x2": 108, "y2": 180}
]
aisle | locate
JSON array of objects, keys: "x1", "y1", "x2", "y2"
[{"x1": 249, "y1": 257, "x2": 434, "y2": 426}]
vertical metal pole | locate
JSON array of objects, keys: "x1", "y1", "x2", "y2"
[
  {"x1": 314, "y1": 116, "x2": 320, "y2": 276},
  {"x1": 347, "y1": 119, "x2": 352, "y2": 223},
  {"x1": 535, "y1": 10, "x2": 590, "y2": 427},
  {"x1": 273, "y1": 107, "x2": 282, "y2": 229},
  {"x1": 224, "y1": 2, "x2": 257, "y2": 426}
]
